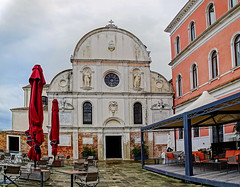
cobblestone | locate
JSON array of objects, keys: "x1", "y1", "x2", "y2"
[{"x1": 2, "y1": 160, "x2": 204, "y2": 186}]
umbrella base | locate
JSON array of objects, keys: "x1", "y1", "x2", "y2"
[
  {"x1": 20, "y1": 168, "x2": 50, "y2": 181},
  {"x1": 51, "y1": 160, "x2": 64, "y2": 167}
]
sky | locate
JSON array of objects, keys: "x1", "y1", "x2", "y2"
[{"x1": 0, "y1": 0, "x2": 188, "y2": 130}]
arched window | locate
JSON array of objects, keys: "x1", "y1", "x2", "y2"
[
  {"x1": 191, "y1": 64, "x2": 198, "y2": 89},
  {"x1": 176, "y1": 74, "x2": 182, "y2": 97},
  {"x1": 211, "y1": 51, "x2": 218, "y2": 78},
  {"x1": 134, "y1": 102, "x2": 142, "y2": 124},
  {"x1": 83, "y1": 102, "x2": 92, "y2": 124},
  {"x1": 175, "y1": 36, "x2": 180, "y2": 55},
  {"x1": 229, "y1": 0, "x2": 238, "y2": 9},
  {"x1": 42, "y1": 96, "x2": 48, "y2": 106},
  {"x1": 190, "y1": 22, "x2": 196, "y2": 42},
  {"x1": 234, "y1": 35, "x2": 240, "y2": 66},
  {"x1": 207, "y1": 3, "x2": 216, "y2": 26}
]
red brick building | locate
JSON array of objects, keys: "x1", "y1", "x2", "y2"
[{"x1": 165, "y1": 0, "x2": 240, "y2": 150}]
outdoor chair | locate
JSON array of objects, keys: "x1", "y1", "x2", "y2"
[
  {"x1": 219, "y1": 150, "x2": 240, "y2": 162},
  {"x1": 22, "y1": 153, "x2": 29, "y2": 163},
  {"x1": 66, "y1": 155, "x2": 71, "y2": 165},
  {"x1": 37, "y1": 159, "x2": 49, "y2": 169},
  {"x1": 75, "y1": 171, "x2": 99, "y2": 187},
  {"x1": 1, "y1": 165, "x2": 21, "y2": 186},
  {"x1": 4, "y1": 153, "x2": 11, "y2": 163},
  {"x1": 87, "y1": 156, "x2": 94, "y2": 166},
  {"x1": 58, "y1": 154, "x2": 65, "y2": 160},
  {"x1": 227, "y1": 154, "x2": 240, "y2": 173},
  {"x1": 10, "y1": 155, "x2": 16, "y2": 163},
  {"x1": 0, "y1": 155, "x2": 5, "y2": 162},
  {"x1": 193, "y1": 151, "x2": 210, "y2": 171},
  {"x1": 165, "y1": 152, "x2": 176, "y2": 165},
  {"x1": 74, "y1": 161, "x2": 87, "y2": 171}
]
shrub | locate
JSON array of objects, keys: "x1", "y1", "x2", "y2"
[{"x1": 81, "y1": 147, "x2": 96, "y2": 157}]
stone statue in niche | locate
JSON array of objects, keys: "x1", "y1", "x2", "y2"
[
  {"x1": 133, "y1": 71, "x2": 141, "y2": 88},
  {"x1": 109, "y1": 101, "x2": 118, "y2": 116},
  {"x1": 83, "y1": 68, "x2": 91, "y2": 87}
]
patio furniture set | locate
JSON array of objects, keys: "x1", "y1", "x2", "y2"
[
  {"x1": 164, "y1": 149, "x2": 240, "y2": 173},
  {"x1": 58, "y1": 155, "x2": 99, "y2": 187}
]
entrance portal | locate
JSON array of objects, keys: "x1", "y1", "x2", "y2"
[{"x1": 106, "y1": 136, "x2": 122, "y2": 158}]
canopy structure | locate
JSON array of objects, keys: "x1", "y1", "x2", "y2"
[
  {"x1": 141, "y1": 91, "x2": 240, "y2": 178},
  {"x1": 142, "y1": 91, "x2": 240, "y2": 131}
]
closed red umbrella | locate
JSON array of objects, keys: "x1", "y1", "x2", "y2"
[
  {"x1": 50, "y1": 99, "x2": 60, "y2": 159},
  {"x1": 25, "y1": 65, "x2": 46, "y2": 163}
]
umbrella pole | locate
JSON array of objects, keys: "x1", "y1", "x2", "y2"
[{"x1": 34, "y1": 159, "x2": 37, "y2": 168}]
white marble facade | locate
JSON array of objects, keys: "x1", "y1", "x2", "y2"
[{"x1": 46, "y1": 22, "x2": 174, "y2": 160}]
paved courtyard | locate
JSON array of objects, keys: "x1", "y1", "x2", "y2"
[{"x1": 4, "y1": 160, "x2": 204, "y2": 187}]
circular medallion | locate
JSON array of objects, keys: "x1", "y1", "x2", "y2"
[{"x1": 104, "y1": 73, "x2": 119, "y2": 87}]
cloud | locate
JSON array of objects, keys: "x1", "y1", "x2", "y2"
[
  {"x1": 0, "y1": 84, "x2": 23, "y2": 130},
  {"x1": 0, "y1": 0, "x2": 188, "y2": 129}
]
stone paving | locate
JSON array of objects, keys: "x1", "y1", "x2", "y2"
[{"x1": 3, "y1": 160, "x2": 205, "y2": 187}]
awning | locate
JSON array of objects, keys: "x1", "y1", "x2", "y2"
[{"x1": 142, "y1": 91, "x2": 240, "y2": 131}]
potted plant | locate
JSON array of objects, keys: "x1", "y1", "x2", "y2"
[
  {"x1": 81, "y1": 147, "x2": 96, "y2": 159},
  {"x1": 131, "y1": 142, "x2": 148, "y2": 161}
]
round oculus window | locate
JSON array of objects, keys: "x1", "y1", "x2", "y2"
[{"x1": 104, "y1": 73, "x2": 119, "y2": 87}]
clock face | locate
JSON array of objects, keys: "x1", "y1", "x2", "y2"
[{"x1": 104, "y1": 73, "x2": 119, "y2": 87}]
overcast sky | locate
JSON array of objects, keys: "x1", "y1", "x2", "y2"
[{"x1": 0, "y1": 0, "x2": 188, "y2": 130}]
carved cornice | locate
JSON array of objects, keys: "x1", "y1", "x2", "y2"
[{"x1": 164, "y1": 0, "x2": 199, "y2": 33}]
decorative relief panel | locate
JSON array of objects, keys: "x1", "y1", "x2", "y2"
[
  {"x1": 59, "y1": 112, "x2": 72, "y2": 125},
  {"x1": 151, "y1": 72, "x2": 171, "y2": 93},
  {"x1": 109, "y1": 101, "x2": 118, "y2": 116},
  {"x1": 155, "y1": 133, "x2": 168, "y2": 145},
  {"x1": 134, "y1": 137, "x2": 141, "y2": 144},
  {"x1": 57, "y1": 71, "x2": 72, "y2": 92},
  {"x1": 59, "y1": 134, "x2": 71, "y2": 146},
  {"x1": 108, "y1": 40, "x2": 115, "y2": 52},
  {"x1": 82, "y1": 137, "x2": 93, "y2": 145},
  {"x1": 59, "y1": 98, "x2": 74, "y2": 111}
]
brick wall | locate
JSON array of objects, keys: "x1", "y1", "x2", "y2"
[
  {"x1": 153, "y1": 132, "x2": 167, "y2": 158},
  {"x1": 130, "y1": 132, "x2": 148, "y2": 159},
  {"x1": 57, "y1": 132, "x2": 73, "y2": 159},
  {"x1": 78, "y1": 133, "x2": 98, "y2": 159},
  {"x1": 0, "y1": 131, "x2": 48, "y2": 157}
]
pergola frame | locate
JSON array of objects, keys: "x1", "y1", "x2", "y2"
[{"x1": 141, "y1": 92, "x2": 240, "y2": 186}]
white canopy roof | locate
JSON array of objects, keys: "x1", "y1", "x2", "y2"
[{"x1": 176, "y1": 91, "x2": 218, "y2": 115}]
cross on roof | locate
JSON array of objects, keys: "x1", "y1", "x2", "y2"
[
  {"x1": 109, "y1": 20, "x2": 114, "y2": 25},
  {"x1": 106, "y1": 20, "x2": 117, "y2": 28}
]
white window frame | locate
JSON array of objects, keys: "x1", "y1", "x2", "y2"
[
  {"x1": 190, "y1": 62, "x2": 198, "y2": 90},
  {"x1": 188, "y1": 20, "x2": 196, "y2": 43},
  {"x1": 228, "y1": 0, "x2": 238, "y2": 9},
  {"x1": 208, "y1": 48, "x2": 220, "y2": 80},
  {"x1": 206, "y1": 2, "x2": 216, "y2": 27},
  {"x1": 6, "y1": 135, "x2": 21, "y2": 153},
  {"x1": 175, "y1": 35, "x2": 181, "y2": 55},
  {"x1": 230, "y1": 32, "x2": 240, "y2": 69},
  {"x1": 176, "y1": 73, "x2": 183, "y2": 97}
]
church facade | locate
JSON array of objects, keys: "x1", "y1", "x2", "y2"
[{"x1": 10, "y1": 22, "x2": 174, "y2": 160}]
